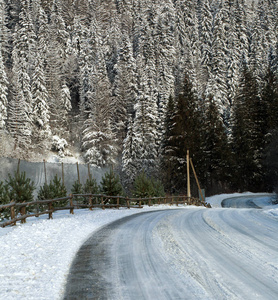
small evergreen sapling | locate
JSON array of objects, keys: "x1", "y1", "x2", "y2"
[
  {"x1": 71, "y1": 180, "x2": 84, "y2": 204},
  {"x1": 133, "y1": 171, "x2": 154, "y2": 199},
  {"x1": 100, "y1": 169, "x2": 123, "y2": 204},
  {"x1": 5, "y1": 171, "x2": 35, "y2": 214},
  {"x1": 6, "y1": 171, "x2": 35, "y2": 203},
  {"x1": 0, "y1": 181, "x2": 10, "y2": 221},
  {"x1": 133, "y1": 171, "x2": 165, "y2": 199},
  {"x1": 84, "y1": 177, "x2": 99, "y2": 194},
  {"x1": 38, "y1": 175, "x2": 67, "y2": 207}
]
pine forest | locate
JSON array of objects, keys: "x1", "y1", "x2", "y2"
[{"x1": 0, "y1": 0, "x2": 278, "y2": 195}]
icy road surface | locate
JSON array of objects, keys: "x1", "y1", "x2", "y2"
[{"x1": 64, "y1": 196, "x2": 278, "y2": 300}]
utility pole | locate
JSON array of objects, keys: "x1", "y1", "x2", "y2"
[
  {"x1": 190, "y1": 158, "x2": 205, "y2": 202},
  {"x1": 187, "y1": 150, "x2": 191, "y2": 198}
]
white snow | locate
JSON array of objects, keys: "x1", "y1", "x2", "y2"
[
  {"x1": 0, "y1": 204, "x2": 185, "y2": 300},
  {"x1": 0, "y1": 193, "x2": 277, "y2": 299}
]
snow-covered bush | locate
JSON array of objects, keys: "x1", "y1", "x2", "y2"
[{"x1": 51, "y1": 135, "x2": 68, "y2": 157}]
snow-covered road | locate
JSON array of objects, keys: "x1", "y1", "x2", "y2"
[{"x1": 63, "y1": 195, "x2": 278, "y2": 300}]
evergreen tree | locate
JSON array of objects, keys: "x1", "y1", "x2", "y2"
[
  {"x1": 202, "y1": 95, "x2": 232, "y2": 194},
  {"x1": 0, "y1": 0, "x2": 9, "y2": 63},
  {"x1": 100, "y1": 168, "x2": 123, "y2": 196},
  {"x1": 112, "y1": 33, "x2": 137, "y2": 147},
  {"x1": 71, "y1": 180, "x2": 83, "y2": 195},
  {"x1": 84, "y1": 177, "x2": 99, "y2": 194},
  {"x1": 206, "y1": 2, "x2": 229, "y2": 124},
  {"x1": 161, "y1": 95, "x2": 176, "y2": 191},
  {"x1": 8, "y1": 47, "x2": 32, "y2": 153},
  {"x1": 131, "y1": 62, "x2": 159, "y2": 177},
  {"x1": 132, "y1": 171, "x2": 165, "y2": 198},
  {"x1": 31, "y1": 50, "x2": 51, "y2": 141},
  {"x1": 0, "y1": 181, "x2": 9, "y2": 221},
  {"x1": 46, "y1": 0, "x2": 71, "y2": 138},
  {"x1": 6, "y1": 171, "x2": 35, "y2": 203},
  {"x1": 122, "y1": 115, "x2": 138, "y2": 186},
  {"x1": 169, "y1": 73, "x2": 202, "y2": 192},
  {"x1": 38, "y1": 174, "x2": 67, "y2": 207},
  {"x1": 81, "y1": 47, "x2": 117, "y2": 167},
  {"x1": 232, "y1": 60, "x2": 266, "y2": 191},
  {"x1": 132, "y1": 171, "x2": 154, "y2": 198},
  {"x1": 262, "y1": 47, "x2": 278, "y2": 134}
]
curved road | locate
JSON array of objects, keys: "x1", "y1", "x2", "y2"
[{"x1": 63, "y1": 197, "x2": 278, "y2": 300}]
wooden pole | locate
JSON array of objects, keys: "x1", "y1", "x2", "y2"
[
  {"x1": 17, "y1": 159, "x2": 20, "y2": 175},
  {"x1": 43, "y1": 159, "x2": 47, "y2": 185},
  {"x1": 70, "y1": 194, "x2": 74, "y2": 214},
  {"x1": 89, "y1": 196, "x2": 93, "y2": 210},
  {"x1": 190, "y1": 158, "x2": 205, "y2": 203},
  {"x1": 117, "y1": 197, "x2": 119, "y2": 209},
  {"x1": 76, "y1": 162, "x2": 80, "y2": 184},
  {"x1": 87, "y1": 164, "x2": 91, "y2": 180},
  {"x1": 10, "y1": 202, "x2": 16, "y2": 226},
  {"x1": 187, "y1": 150, "x2": 191, "y2": 198}
]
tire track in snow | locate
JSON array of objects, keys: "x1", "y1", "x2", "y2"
[{"x1": 64, "y1": 203, "x2": 278, "y2": 300}]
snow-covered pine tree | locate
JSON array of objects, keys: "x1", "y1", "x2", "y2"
[
  {"x1": 205, "y1": 2, "x2": 229, "y2": 125},
  {"x1": 112, "y1": 33, "x2": 137, "y2": 148},
  {"x1": 170, "y1": 72, "x2": 202, "y2": 192},
  {"x1": 31, "y1": 50, "x2": 51, "y2": 141},
  {"x1": 155, "y1": 1, "x2": 176, "y2": 147},
  {"x1": 199, "y1": 0, "x2": 213, "y2": 89},
  {"x1": 201, "y1": 94, "x2": 232, "y2": 194},
  {"x1": 131, "y1": 58, "x2": 159, "y2": 178},
  {"x1": 81, "y1": 50, "x2": 117, "y2": 168},
  {"x1": 232, "y1": 58, "x2": 266, "y2": 191},
  {"x1": 8, "y1": 46, "x2": 32, "y2": 154},
  {"x1": 122, "y1": 115, "x2": 138, "y2": 185},
  {"x1": 262, "y1": 47, "x2": 278, "y2": 135},
  {"x1": 0, "y1": 0, "x2": 10, "y2": 63},
  {"x1": 0, "y1": 46, "x2": 8, "y2": 130},
  {"x1": 46, "y1": 0, "x2": 71, "y2": 138},
  {"x1": 160, "y1": 95, "x2": 177, "y2": 191}
]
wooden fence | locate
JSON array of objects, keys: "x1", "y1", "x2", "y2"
[{"x1": 0, "y1": 194, "x2": 211, "y2": 228}]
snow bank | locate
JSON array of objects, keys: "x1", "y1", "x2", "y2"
[{"x1": 207, "y1": 192, "x2": 273, "y2": 208}]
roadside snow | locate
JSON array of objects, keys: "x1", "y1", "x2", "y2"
[
  {"x1": 0, "y1": 193, "x2": 277, "y2": 300},
  {"x1": 0, "y1": 205, "x2": 185, "y2": 300},
  {"x1": 207, "y1": 192, "x2": 274, "y2": 208}
]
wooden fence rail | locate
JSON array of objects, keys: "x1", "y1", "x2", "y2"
[{"x1": 0, "y1": 194, "x2": 210, "y2": 228}]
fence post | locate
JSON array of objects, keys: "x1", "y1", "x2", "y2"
[
  {"x1": 89, "y1": 195, "x2": 93, "y2": 210},
  {"x1": 117, "y1": 197, "x2": 119, "y2": 209},
  {"x1": 171, "y1": 197, "x2": 174, "y2": 206},
  {"x1": 126, "y1": 198, "x2": 130, "y2": 209},
  {"x1": 48, "y1": 201, "x2": 53, "y2": 219},
  {"x1": 20, "y1": 202, "x2": 26, "y2": 224},
  {"x1": 10, "y1": 202, "x2": 16, "y2": 226},
  {"x1": 101, "y1": 196, "x2": 104, "y2": 209},
  {"x1": 70, "y1": 194, "x2": 74, "y2": 214},
  {"x1": 176, "y1": 197, "x2": 179, "y2": 206},
  {"x1": 139, "y1": 200, "x2": 142, "y2": 208},
  {"x1": 76, "y1": 162, "x2": 80, "y2": 184}
]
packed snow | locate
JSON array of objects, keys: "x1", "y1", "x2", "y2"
[{"x1": 0, "y1": 193, "x2": 277, "y2": 299}]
